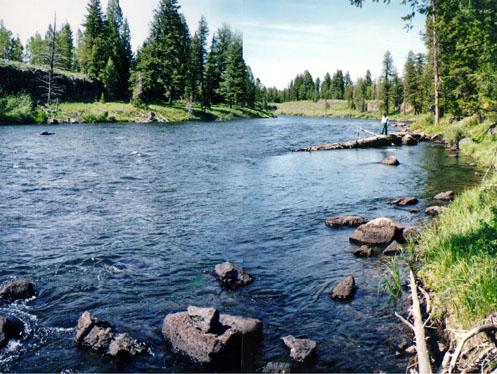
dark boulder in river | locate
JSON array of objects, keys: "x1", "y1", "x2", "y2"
[
  {"x1": 0, "y1": 315, "x2": 23, "y2": 348},
  {"x1": 75, "y1": 311, "x2": 145, "y2": 359},
  {"x1": 349, "y1": 217, "x2": 403, "y2": 247},
  {"x1": 389, "y1": 197, "x2": 418, "y2": 206},
  {"x1": 401, "y1": 134, "x2": 418, "y2": 146},
  {"x1": 281, "y1": 335, "x2": 316, "y2": 362},
  {"x1": 325, "y1": 215, "x2": 366, "y2": 228},
  {"x1": 162, "y1": 306, "x2": 262, "y2": 364},
  {"x1": 213, "y1": 262, "x2": 253, "y2": 289},
  {"x1": 331, "y1": 276, "x2": 356, "y2": 300},
  {"x1": 380, "y1": 156, "x2": 400, "y2": 166},
  {"x1": 0, "y1": 279, "x2": 36, "y2": 301},
  {"x1": 353, "y1": 245, "x2": 373, "y2": 257}
]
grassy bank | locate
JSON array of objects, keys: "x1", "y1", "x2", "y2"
[
  {"x1": 50, "y1": 101, "x2": 272, "y2": 123},
  {"x1": 275, "y1": 99, "x2": 418, "y2": 121},
  {"x1": 0, "y1": 98, "x2": 273, "y2": 125},
  {"x1": 413, "y1": 114, "x2": 497, "y2": 329}
]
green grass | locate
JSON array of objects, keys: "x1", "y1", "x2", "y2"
[
  {"x1": 52, "y1": 101, "x2": 273, "y2": 123},
  {"x1": 382, "y1": 256, "x2": 405, "y2": 300},
  {"x1": 275, "y1": 99, "x2": 418, "y2": 121},
  {"x1": 413, "y1": 113, "x2": 497, "y2": 329}
]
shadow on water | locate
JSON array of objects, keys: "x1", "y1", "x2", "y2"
[{"x1": 0, "y1": 116, "x2": 481, "y2": 372}]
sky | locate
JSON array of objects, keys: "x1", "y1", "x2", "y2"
[{"x1": 0, "y1": 0, "x2": 426, "y2": 88}]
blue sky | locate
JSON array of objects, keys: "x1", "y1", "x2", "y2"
[{"x1": 0, "y1": 0, "x2": 426, "y2": 88}]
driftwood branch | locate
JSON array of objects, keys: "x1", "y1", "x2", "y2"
[
  {"x1": 448, "y1": 323, "x2": 497, "y2": 373},
  {"x1": 395, "y1": 312, "x2": 415, "y2": 331},
  {"x1": 410, "y1": 270, "x2": 433, "y2": 374}
]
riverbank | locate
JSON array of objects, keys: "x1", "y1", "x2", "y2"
[
  {"x1": 411, "y1": 114, "x2": 497, "y2": 370},
  {"x1": 275, "y1": 100, "x2": 417, "y2": 121},
  {"x1": 0, "y1": 96, "x2": 273, "y2": 125}
]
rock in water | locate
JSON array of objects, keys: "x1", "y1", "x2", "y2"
[
  {"x1": 349, "y1": 217, "x2": 403, "y2": 247},
  {"x1": 325, "y1": 215, "x2": 366, "y2": 228},
  {"x1": 401, "y1": 134, "x2": 418, "y2": 145},
  {"x1": 426, "y1": 206, "x2": 448, "y2": 217},
  {"x1": 389, "y1": 197, "x2": 418, "y2": 206},
  {"x1": 434, "y1": 191, "x2": 454, "y2": 201},
  {"x1": 0, "y1": 315, "x2": 23, "y2": 347},
  {"x1": 263, "y1": 362, "x2": 292, "y2": 373},
  {"x1": 353, "y1": 246, "x2": 373, "y2": 257},
  {"x1": 0, "y1": 279, "x2": 36, "y2": 301},
  {"x1": 107, "y1": 333, "x2": 146, "y2": 359},
  {"x1": 383, "y1": 241, "x2": 403, "y2": 256},
  {"x1": 380, "y1": 156, "x2": 400, "y2": 166},
  {"x1": 162, "y1": 306, "x2": 262, "y2": 364},
  {"x1": 331, "y1": 276, "x2": 356, "y2": 300},
  {"x1": 40, "y1": 131, "x2": 55, "y2": 136},
  {"x1": 281, "y1": 335, "x2": 316, "y2": 362},
  {"x1": 75, "y1": 311, "x2": 145, "y2": 359},
  {"x1": 213, "y1": 262, "x2": 253, "y2": 289}
]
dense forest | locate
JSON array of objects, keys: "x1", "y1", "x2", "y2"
[
  {"x1": 269, "y1": 0, "x2": 497, "y2": 122},
  {"x1": 0, "y1": 0, "x2": 265, "y2": 109}
]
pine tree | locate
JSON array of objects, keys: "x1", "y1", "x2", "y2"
[
  {"x1": 102, "y1": 57, "x2": 119, "y2": 100},
  {"x1": 331, "y1": 70, "x2": 345, "y2": 99},
  {"x1": 132, "y1": 0, "x2": 190, "y2": 103},
  {"x1": 321, "y1": 72, "x2": 332, "y2": 99},
  {"x1": 57, "y1": 23, "x2": 74, "y2": 71},
  {"x1": 188, "y1": 16, "x2": 209, "y2": 105},
  {"x1": 106, "y1": 0, "x2": 133, "y2": 99},
  {"x1": 0, "y1": 22, "x2": 23, "y2": 61},
  {"x1": 219, "y1": 36, "x2": 246, "y2": 107},
  {"x1": 80, "y1": 0, "x2": 108, "y2": 80},
  {"x1": 381, "y1": 51, "x2": 394, "y2": 113}
]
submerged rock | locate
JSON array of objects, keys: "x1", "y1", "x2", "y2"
[
  {"x1": 0, "y1": 315, "x2": 23, "y2": 347},
  {"x1": 426, "y1": 206, "x2": 448, "y2": 217},
  {"x1": 433, "y1": 191, "x2": 454, "y2": 201},
  {"x1": 213, "y1": 262, "x2": 253, "y2": 289},
  {"x1": 349, "y1": 217, "x2": 403, "y2": 247},
  {"x1": 353, "y1": 245, "x2": 373, "y2": 257},
  {"x1": 263, "y1": 361, "x2": 292, "y2": 373},
  {"x1": 162, "y1": 306, "x2": 262, "y2": 364},
  {"x1": 0, "y1": 279, "x2": 36, "y2": 301},
  {"x1": 380, "y1": 156, "x2": 400, "y2": 166},
  {"x1": 325, "y1": 215, "x2": 366, "y2": 228},
  {"x1": 389, "y1": 197, "x2": 418, "y2": 206},
  {"x1": 383, "y1": 241, "x2": 403, "y2": 256},
  {"x1": 331, "y1": 276, "x2": 356, "y2": 300},
  {"x1": 410, "y1": 208, "x2": 420, "y2": 214},
  {"x1": 75, "y1": 311, "x2": 145, "y2": 359},
  {"x1": 281, "y1": 335, "x2": 316, "y2": 362}
]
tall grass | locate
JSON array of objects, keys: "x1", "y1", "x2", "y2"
[
  {"x1": 382, "y1": 256, "x2": 405, "y2": 300},
  {"x1": 414, "y1": 114, "x2": 497, "y2": 328}
]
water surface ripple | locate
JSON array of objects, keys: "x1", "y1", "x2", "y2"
[{"x1": 0, "y1": 116, "x2": 479, "y2": 372}]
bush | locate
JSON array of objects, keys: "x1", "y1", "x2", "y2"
[{"x1": 0, "y1": 92, "x2": 37, "y2": 124}]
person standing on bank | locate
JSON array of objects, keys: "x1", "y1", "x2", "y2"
[{"x1": 380, "y1": 113, "x2": 389, "y2": 135}]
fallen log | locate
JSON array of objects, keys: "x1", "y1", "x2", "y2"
[{"x1": 296, "y1": 134, "x2": 403, "y2": 152}]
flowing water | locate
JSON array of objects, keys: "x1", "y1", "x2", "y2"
[{"x1": 0, "y1": 116, "x2": 481, "y2": 372}]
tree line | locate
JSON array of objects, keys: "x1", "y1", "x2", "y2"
[{"x1": 0, "y1": 0, "x2": 264, "y2": 108}]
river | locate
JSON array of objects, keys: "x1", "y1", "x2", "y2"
[{"x1": 0, "y1": 116, "x2": 480, "y2": 372}]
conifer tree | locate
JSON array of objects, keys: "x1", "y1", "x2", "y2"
[
  {"x1": 57, "y1": 23, "x2": 75, "y2": 71},
  {"x1": 80, "y1": 0, "x2": 108, "y2": 80},
  {"x1": 188, "y1": 16, "x2": 209, "y2": 105},
  {"x1": 381, "y1": 51, "x2": 394, "y2": 113},
  {"x1": 219, "y1": 35, "x2": 246, "y2": 107}
]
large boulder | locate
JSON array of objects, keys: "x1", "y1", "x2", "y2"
[
  {"x1": 349, "y1": 217, "x2": 403, "y2": 247},
  {"x1": 0, "y1": 279, "x2": 36, "y2": 301},
  {"x1": 162, "y1": 306, "x2": 262, "y2": 364},
  {"x1": 433, "y1": 191, "x2": 454, "y2": 201},
  {"x1": 389, "y1": 197, "x2": 418, "y2": 206},
  {"x1": 213, "y1": 262, "x2": 253, "y2": 289},
  {"x1": 75, "y1": 311, "x2": 145, "y2": 359},
  {"x1": 325, "y1": 215, "x2": 366, "y2": 228},
  {"x1": 331, "y1": 276, "x2": 356, "y2": 300},
  {"x1": 281, "y1": 335, "x2": 316, "y2": 362},
  {"x1": 0, "y1": 315, "x2": 23, "y2": 348},
  {"x1": 380, "y1": 156, "x2": 400, "y2": 166},
  {"x1": 426, "y1": 206, "x2": 448, "y2": 217}
]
